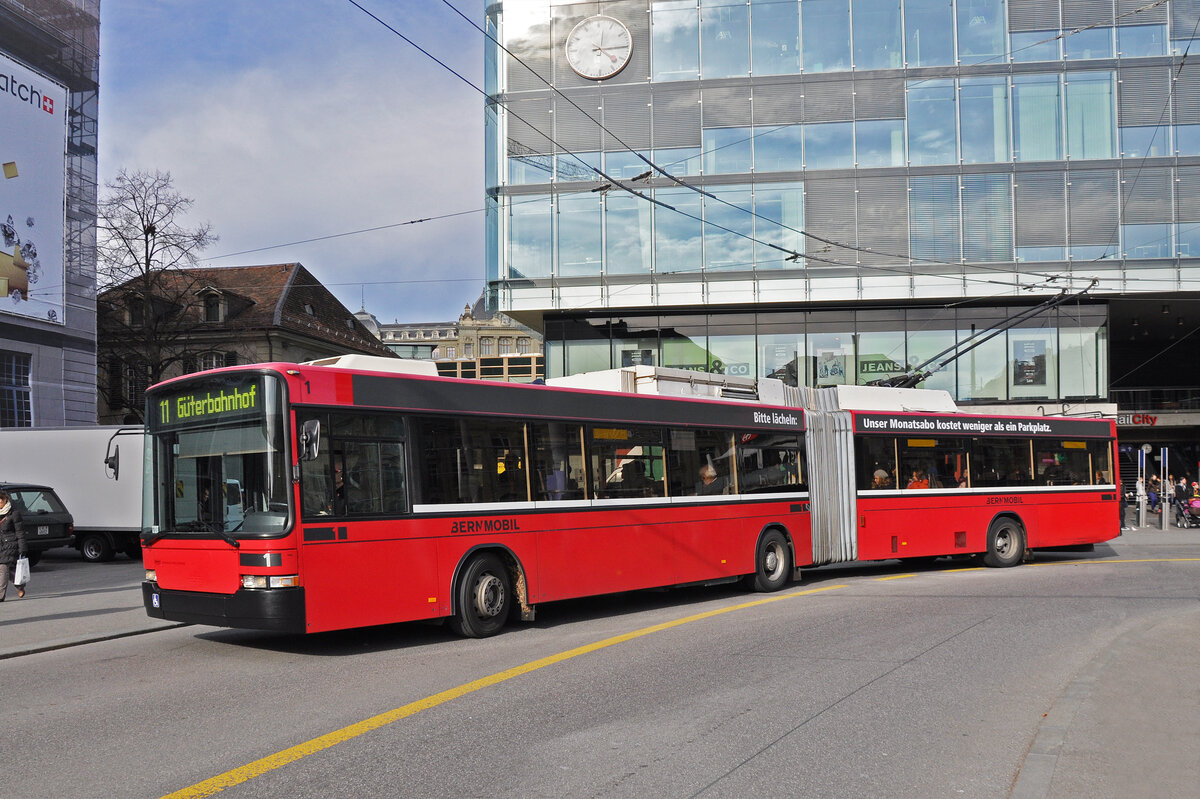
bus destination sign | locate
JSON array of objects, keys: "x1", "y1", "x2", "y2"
[
  {"x1": 854, "y1": 412, "x2": 1111, "y2": 439},
  {"x1": 153, "y1": 379, "x2": 262, "y2": 430}
]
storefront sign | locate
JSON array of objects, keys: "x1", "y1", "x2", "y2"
[{"x1": 1117, "y1": 411, "x2": 1200, "y2": 428}]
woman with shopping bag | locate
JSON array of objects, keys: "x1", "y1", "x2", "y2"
[{"x1": 0, "y1": 489, "x2": 28, "y2": 600}]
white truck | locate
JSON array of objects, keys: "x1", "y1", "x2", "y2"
[{"x1": 0, "y1": 425, "x2": 146, "y2": 561}]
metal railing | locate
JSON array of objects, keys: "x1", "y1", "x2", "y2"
[{"x1": 1110, "y1": 388, "x2": 1200, "y2": 411}]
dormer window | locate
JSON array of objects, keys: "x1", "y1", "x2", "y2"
[
  {"x1": 304, "y1": 304, "x2": 315, "y2": 316},
  {"x1": 203, "y1": 294, "x2": 222, "y2": 323}
]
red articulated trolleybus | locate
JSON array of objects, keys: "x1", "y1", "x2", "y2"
[{"x1": 141, "y1": 356, "x2": 1119, "y2": 637}]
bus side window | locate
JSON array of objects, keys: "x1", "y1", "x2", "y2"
[
  {"x1": 589, "y1": 426, "x2": 665, "y2": 499},
  {"x1": 737, "y1": 433, "x2": 803, "y2": 494},
  {"x1": 972, "y1": 438, "x2": 1034, "y2": 487},
  {"x1": 667, "y1": 428, "x2": 733, "y2": 497},
  {"x1": 299, "y1": 413, "x2": 333, "y2": 518},
  {"x1": 530, "y1": 422, "x2": 585, "y2": 501},
  {"x1": 856, "y1": 436, "x2": 896, "y2": 490}
]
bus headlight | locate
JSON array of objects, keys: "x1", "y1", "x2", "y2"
[
  {"x1": 241, "y1": 574, "x2": 299, "y2": 589},
  {"x1": 145, "y1": 569, "x2": 157, "y2": 582}
]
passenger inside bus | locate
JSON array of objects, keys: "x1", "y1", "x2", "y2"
[
  {"x1": 695, "y1": 463, "x2": 730, "y2": 495},
  {"x1": 496, "y1": 452, "x2": 526, "y2": 501},
  {"x1": 620, "y1": 460, "x2": 654, "y2": 497},
  {"x1": 872, "y1": 469, "x2": 892, "y2": 489},
  {"x1": 906, "y1": 469, "x2": 930, "y2": 489}
]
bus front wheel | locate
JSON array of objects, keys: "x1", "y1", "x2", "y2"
[
  {"x1": 746, "y1": 530, "x2": 791, "y2": 592},
  {"x1": 450, "y1": 553, "x2": 512, "y2": 638},
  {"x1": 983, "y1": 517, "x2": 1025, "y2": 568}
]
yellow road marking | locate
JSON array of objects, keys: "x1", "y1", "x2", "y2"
[
  {"x1": 1031, "y1": 557, "x2": 1200, "y2": 567},
  {"x1": 163, "y1": 584, "x2": 847, "y2": 798},
  {"x1": 876, "y1": 574, "x2": 915, "y2": 581}
]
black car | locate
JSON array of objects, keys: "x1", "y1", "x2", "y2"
[{"x1": 0, "y1": 483, "x2": 74, "y2": 565}]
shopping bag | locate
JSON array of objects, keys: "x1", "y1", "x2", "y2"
[{"x1": 13, "y1": 556, "x2": 30, "y2": 587}]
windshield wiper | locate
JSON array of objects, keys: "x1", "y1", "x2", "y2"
[
  {"x1": 144, "y1": 522, "x2": 241, "y2": 548},
  {"x1": 212, "y1": 527, "x2": 240, "y2": 549}
]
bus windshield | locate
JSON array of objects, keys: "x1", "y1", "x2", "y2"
[{"x1": 144, "y1": 373, "x2": 290, "y2": 537}]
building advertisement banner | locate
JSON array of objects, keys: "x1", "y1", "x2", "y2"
[
  {"x1": 1012, "y1": 339, "x2": 1047, "y2": 386},
  {"x1": 0, "y1": 51, "x2": 67, "y2": 324}
]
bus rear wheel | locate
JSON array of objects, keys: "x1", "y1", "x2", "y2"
[
  {"x1": 983, "y1": 517, "x2": 1025, "y2": 568},
  {"x1": 746, "y1": 530, "x2": 791, "y2": 592},
  {"x1": 450, "y1": 553, "x2": 512, "y2": 638}
]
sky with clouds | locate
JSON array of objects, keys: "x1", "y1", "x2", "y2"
[{"x1": 99, "y1": 1, "x2": 487, "y2": 325}]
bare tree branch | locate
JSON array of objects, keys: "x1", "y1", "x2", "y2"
[{"x1": 96, "y1": 170, "x2": 220, "y2": 421}]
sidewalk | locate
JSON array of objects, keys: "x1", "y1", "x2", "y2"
[{"x1": 0, "y1": 555, "x2": 184, "y2": 659}]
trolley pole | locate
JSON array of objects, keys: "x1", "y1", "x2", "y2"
[
  {"x1": 1161, "y1": 447, "x2": 1169, "y2": 531},
  {"x1": 1137, "y1": 446, "x2": 1148, "y2": 528}
]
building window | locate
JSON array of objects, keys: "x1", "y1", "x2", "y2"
[
  {"x1": 702, "y1": 127, "x2": 754, "y2": 175},
  {"x1": 1013, "y1": 74, "x2": 1063, "y2": 162},
  {"x1": 1064, "y1": 27, "x2": 1113, "y2": 61},
  {"x1": 956, "y1": 0, "x2": 1007, "y2": 65},
  {"x1": 446, "y1": 347, "x2": 456, "y2": 358},
  {"x1": 907, "y1": 80, "x2": 957, "y2": 165},
  {"x1": 1118, "y1": 25, "x2": 1167, "y2": 58},
  {"x1": 203, "y1": 294, "x2": 222, "y2": 323},
  {"x1": 481, "y1": 338, "x2": 494, "y2": 355},
  {"x1": 1010, "y1": 30, "x2": 1058, "y2": 62},
  {"x1": 499, "y1": 338, "x2": 513, "y2": 355},
  {"x1": 704, "y1": 186, "x2": 755, "y2": 271},
  {"x1": 755, "y1": 124, "x2": 805, "y2": 172},
  {"x1": 0, "y1": 351, "x2": 32, "y2": 427},
  {"x1": 905, "y1": 0, "x2": 956, "y2": 67},
  {"x1": 199, "y1": 352, "x2": 225, "y2": 371},
  {"x1": 128, "y1": 298, "x2": 145, "y2": 328},
  {"x1": 803, "y1": 121, "x2": 854, "y2": 170},
  {"x1": 852, "y1": 0, "x2": 902, "y2": 70},
  {"x1": 557, "y1": 192, "x2": 603, "y2": 277},
  {"x1": 465, "y1": 342, "x2": 474, "y2": 358},
  {"x1": 700, "y1": 1, "x2": 750, "y2": 78},
  {"x1": 652, "y1": 0, "x2": 699, "y2": 81},
  {"x1": 518, "y1": 338, "x2": 530, "y2": 354},
  {"x1": 1065, "y1": 72, "x2": 1115, "y2": 160},
  {"x1": 855, "y1": 119, "x2": 906, "y2": 168},
  {"x1": 802, "y1": 0, "x2": 851, "y2": 73},
  {"x1": 910, "y1": 175, "x2": 962, "y2": 263},
  {"x1": 751, "y1": 0, "x2": 800, "y2": 75},
  {"x1": 122, "y1": 360, "x2": 149, "y2": 415},
  {"x1": 304, "y1": 304, "x2": 315, "y2": 316},
  {"x1": 508, "y1": 195, "x2": 552, "y2": 278},
  {"x1": 959, "y1": 76, "x2": 1010, "y2": 164}
]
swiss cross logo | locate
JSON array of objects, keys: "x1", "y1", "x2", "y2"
[{"x1": 42, "y1": 95, "x2": 53, "y2": 114}]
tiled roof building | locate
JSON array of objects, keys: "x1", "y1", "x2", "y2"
[{"x1": 98, "y1": 263, "x2": 393, "y2": 423}]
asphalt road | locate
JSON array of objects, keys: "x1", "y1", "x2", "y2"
[{"x1": 4, "y1": 530, "x2": 1198, "y2": 799}]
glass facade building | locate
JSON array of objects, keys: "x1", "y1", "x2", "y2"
[{"x1": 485, "y1": 0, "x2": 1200, "y2": 407}]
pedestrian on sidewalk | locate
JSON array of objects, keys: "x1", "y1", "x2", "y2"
[
  {"x1": 1120, "y1": 485, "x2": 1133, "y2": 530},
  {"x1": 0, "y1": 489, "x2": 28, "y2": 600}
]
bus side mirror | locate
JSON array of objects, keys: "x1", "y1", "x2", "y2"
[{"x1": 300, "y1": 419, "x2": 320, "y2": 461}]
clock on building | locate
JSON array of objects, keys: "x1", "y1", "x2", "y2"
[{"x1": 564, "y1": 15, "x2": 633, "y2": 80}]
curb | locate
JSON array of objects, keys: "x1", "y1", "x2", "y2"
[{"x1": 0, "y1": 621, "x2": 190, "y2": 660}]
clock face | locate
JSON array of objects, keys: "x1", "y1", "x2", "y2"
[{"x1": 565, "y1": 16, "x2": 632, "y2": 80}]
